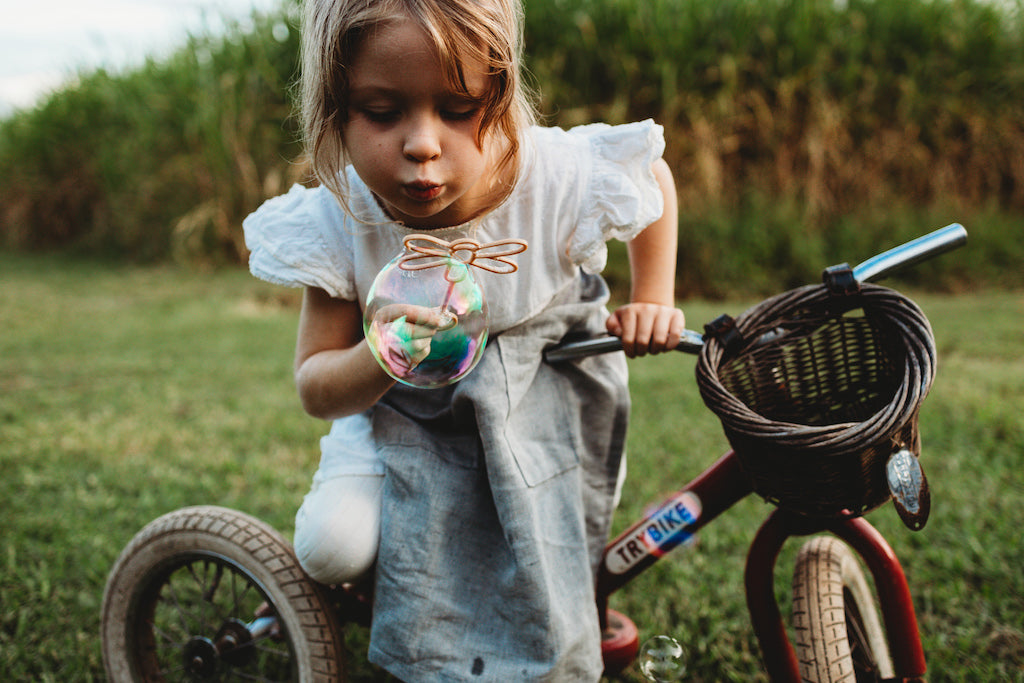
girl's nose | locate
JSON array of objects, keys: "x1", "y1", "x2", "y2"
[{"x1": 403, "y1": 117, "x2": 442, "y2": 162}]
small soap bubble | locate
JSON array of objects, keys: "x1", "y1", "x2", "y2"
[
  {"x1": 639, "y1": 635, "x2": 686, "y2": 682},
  {"x1": 364, "y1": 253, "x2": 488, "y2": 388}
]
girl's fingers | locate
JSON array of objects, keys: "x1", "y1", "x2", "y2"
[
  {"x1": 615, "y1": 309, "x2": 638, "y2": 357},
  {"x1": 406, "y1": 335, "x2": 432, "y2": 365},
  {"x1": 610, "y1": 304, "x2": 686, "y2": 357},
  {"x1": 375, "y1": 304, "x2": 448, "y2": 329},
  {"x1": 650, "y1": 308, "x2": 685, "y2": 353},
  {"x1": 404, "y1": 322, "x2": 440, "y2": 340},
  {"x1": 631, "y1": 313, "x2": 654, "y2": 357}
]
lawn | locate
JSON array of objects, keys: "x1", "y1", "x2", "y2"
[{"x1": 1, "y1": 251, "x2": 1021, "y2": 681}]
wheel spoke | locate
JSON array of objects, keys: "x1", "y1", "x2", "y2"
[
  {"x1": 137, "y1": 558, "x2": 298, "y2": 681},
  {"x1": 161, "y1": 575, "x2": 194, "y2": 637},
  {"x1": 231, "y1": 568, "x2": 241, "y2": 620},
  {"x1": 150, "y1": 619, "x2": 186, "y2": 648},
  {"x1": 844, "y1": 593, "x2": 879, "y2": 680},
  {"x1": 204, "y1": 560, "x2": 225, "y2": 602}
]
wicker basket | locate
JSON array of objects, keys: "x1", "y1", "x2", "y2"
[{"x1": 696, "y1": 283, "x2": 936, "y2": 518}]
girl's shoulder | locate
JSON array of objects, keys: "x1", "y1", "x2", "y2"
[
  {"x1": 517, "y1": 121, "x2": 666, "y2": 274},
  {"x1": 526, "y1": 119, "x2": 664, "y2": 163},
  {"x1": 242, "y1": 182, "x2": 361, "y2": 298},
  {"x1": 519, "y1": 120, "x2": 665, "y2": 198},
  {"x1": 520, "y1": 119, "x2": 665, "y2": 205}
]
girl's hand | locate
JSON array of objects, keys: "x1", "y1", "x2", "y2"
[
  {"x1": 368, "y1": 304, "x2": 451, "y2": 372},
  {"x1": 606, "y1": 302, "x2": 685, "y2": 358}
]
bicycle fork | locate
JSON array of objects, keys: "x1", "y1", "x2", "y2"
[{"x1": 745, "y1": 508, "x2": 927, "y2": 683}]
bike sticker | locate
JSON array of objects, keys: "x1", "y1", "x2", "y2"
[{"x1": 606, "y1": 491, "x2": 702, "y2": 575}]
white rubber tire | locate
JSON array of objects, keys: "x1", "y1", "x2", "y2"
[
  {"x1": 791, "y1": 535, "x2": 895, "y2": 683},
  {"x1": 101, "y1": 505, "x2": 346, "y2": 682}
]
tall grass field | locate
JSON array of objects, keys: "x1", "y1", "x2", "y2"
[
  {"x1": 1, "y1": 250, "x2": 1021, "y2": 681},
  {"x1": 1, "y1": 0, "x2": 1023, "y2": 295}
]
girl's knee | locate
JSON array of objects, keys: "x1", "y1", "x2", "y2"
[{"x1": 293, "y1": 475, "x2": 383, "y2": 585}]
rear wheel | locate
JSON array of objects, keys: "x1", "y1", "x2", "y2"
[
  {"x1": 791, "y1": 535, "x2": 894, "y2": 682},
  {"x1": 101, "y1": 506, "x2": 346, "y2": 682}
]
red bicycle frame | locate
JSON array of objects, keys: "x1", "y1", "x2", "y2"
[{"x1": 595, "y1": 450, "x2": 927, "y2": 682}]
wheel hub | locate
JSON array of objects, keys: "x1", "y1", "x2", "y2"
[
  {"x1": 216, "y1": 619, "x2": 257, "y2": 666},
  {"x1": 183, "y1": 637, "x2": 219, "y2": 678}
]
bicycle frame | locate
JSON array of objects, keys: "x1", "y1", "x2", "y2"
[
  {"x1": 594, "y1": 449, "x2": 927, "y2": 682},
  {"x1": 563, "y1": 225, "x2": 968, "y2": 681}
]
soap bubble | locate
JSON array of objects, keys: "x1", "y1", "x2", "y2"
[
  {"x1": 364, "y1": 253, "x2": 488, "y2": 388},
  {"x1": 639, "y1": 635, "x2": 686, "y2": 682}
]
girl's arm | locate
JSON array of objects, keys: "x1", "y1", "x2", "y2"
[
  {"x1": 606, "y1": 158, "x2": 686, "y2": 357},
  {"x1": 294, "y1": 287, "x2": 396, "y2": 420}
]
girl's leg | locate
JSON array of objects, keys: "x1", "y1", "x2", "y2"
[{"x1": 294, "y1": 474, "x2": 384, "y2": 585}]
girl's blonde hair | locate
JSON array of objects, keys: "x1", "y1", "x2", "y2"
[{"x1": 299, "y1": 0, "x2": 537, "y2": 216}]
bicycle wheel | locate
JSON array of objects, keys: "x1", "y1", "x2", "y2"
[
  {"x1": 791, "y1": 535, "x2": 894, "y2": 683},
  {"x1": 101, "y1": 506, "x2": 346, "y2": 682}
]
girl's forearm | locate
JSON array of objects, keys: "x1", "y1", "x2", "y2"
[
  {"x1": 294, "y1": 287, "x2": 396, "y2": 420},
  {"x1": 295, "y1": 341, "x2": 396, "y2": 420},
  {"x1": 627, "y1": 158, "x2": 679, "y2": 305}
]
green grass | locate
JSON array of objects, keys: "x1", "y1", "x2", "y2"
[{"x1": 1, "y1": 251, "x2": 1022, "y2": 681}]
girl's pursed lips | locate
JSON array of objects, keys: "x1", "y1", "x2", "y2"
[{"x1": 404, "y1": 180, "x2": 443, "y2": 201}]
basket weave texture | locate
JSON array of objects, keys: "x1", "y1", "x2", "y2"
[{"x1": 696, "y1": 283, "x2": 936, "y2": 517}]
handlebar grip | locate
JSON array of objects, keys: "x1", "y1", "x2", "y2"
[
  {"x1": 852, "y1": 223, "x2": 967, "y2": 283},
  {"x1": 544, "y1": 329, "x2": 704, "y2": 363}
]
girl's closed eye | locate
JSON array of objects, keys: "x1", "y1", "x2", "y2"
[
  {"x1": 358, "y1": 107, "x2": 401, "y2": 124},
  {"x1": 353, "y1": 104, "x2": 478, "y2": 124},
  {"x1": 441, "y1": 105, "x2": 481, "y2": 122},
  {"x1": 442, "y1": 109, "x2": 477, "y2": 122},
  {"x1": 437, "y1": 93, "x2": 485, "y2": 122}
]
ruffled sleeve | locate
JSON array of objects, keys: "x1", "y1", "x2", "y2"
[
  {"x1": 566, "y1": 120, "x2": 666, "y2": 274},
  {"x1": 242, "y1": 184, "x2": 357, "y2": 300}
]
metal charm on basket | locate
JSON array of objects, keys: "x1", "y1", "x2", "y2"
[{"x1": 696, "y1": 276, "x2": 936, "y2": 526}]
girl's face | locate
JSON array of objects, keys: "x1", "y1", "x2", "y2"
[{"x1": 343, "y1": 17, "x2": 501, "y2": 228}]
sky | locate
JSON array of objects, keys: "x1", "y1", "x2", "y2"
[{"x1": 0, "y1": 0, "x2": 283, "y2": 116}]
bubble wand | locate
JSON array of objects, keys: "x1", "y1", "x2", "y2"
[{"x1": 398, "y1": 234, "x2": 529, "y2": 329}]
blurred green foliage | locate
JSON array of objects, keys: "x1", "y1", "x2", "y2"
[
  {"x1": 0, "y1": 6, "x2": 303, "y2": 264},
  {"x1": 1, "y1": 0, "x2": 1022, "y2": 295}
]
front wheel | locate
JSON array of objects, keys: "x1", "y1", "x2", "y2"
[
  {"x1": 101, "y1": 505, "x2": 346, "y2": 682},
  {"x1": 791, "y1": 535, "x2": 895, "y2": 683}
]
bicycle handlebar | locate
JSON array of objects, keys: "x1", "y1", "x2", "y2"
[
  {"x1": 544, "y1": 223, "x2": 967, "y2": 363},
  {"x1": 851, "y1": 223, "x2": 966, "y2": 283},
  {"x1": 543, "y1": 328, "x2": 704, "y2": 363}
]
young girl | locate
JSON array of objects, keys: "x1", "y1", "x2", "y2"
[{"x1": 243, "y1": 0, "x2": 684, "y2": 679}]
